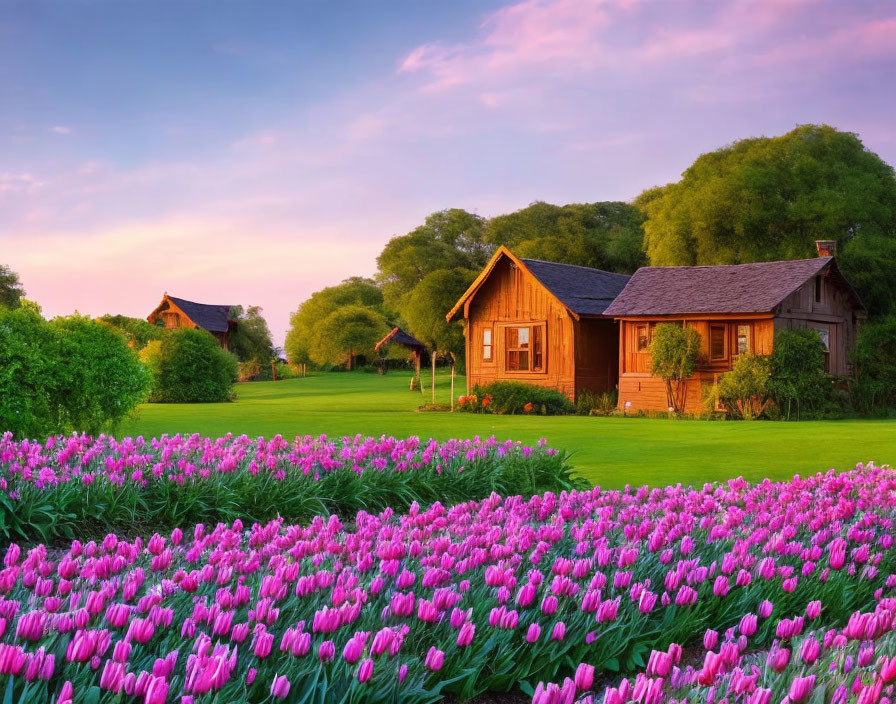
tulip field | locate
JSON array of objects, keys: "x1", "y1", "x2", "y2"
[
  {"x1": 0, "y1": 445, "x2": 893, "y2": 703},
  {"x1": 0, "y1": 432, "x2": 577, "y2": 541}
]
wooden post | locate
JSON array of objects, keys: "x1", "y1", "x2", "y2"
[
  {"x1": 431, "y1": 350, "x2": 436, "y2": 405},
  {"x1": 450, "y1": 361, "x2": 455, "y2": 411},
  {"x1": 272, "y1": 359, "x2": 277, "y2": 381}
]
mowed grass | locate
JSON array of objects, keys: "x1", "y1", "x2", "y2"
[{"x1": 118, "y1": 371, "x2": 896, "y2": 489}]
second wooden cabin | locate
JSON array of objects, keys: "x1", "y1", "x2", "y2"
[
  {"x1": 604, "y1": 240, "x2": 866, "y2": 413},
  {"x1": 446, "y1": 246, "x2": 631, "y2": 401}
]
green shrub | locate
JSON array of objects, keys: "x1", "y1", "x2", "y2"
[
  {"x1": 649, "y1": 323, "x2": 701, "y2": 414},
  {"x1": 852, "y1": 315, "x2": 896, "y2": 413},
  {"x1": 716, "y1": 353, "x2": 773, "y2": 420},
  {"x1": 768, "y1": 329, "x2": 831, "y2": 419},
  {"x1": 0, "y1": 308, "x2": 150, "y2": 438},
  {"x1": 150, "y1": 328, "x2": 238, "y2": 403},
  {"x1": 0, "y1": 307, "x2": 64, "y2": 438},
  {"x1": 576, "y1": 389, "x2": 617, "y2": 416},
  {"x1": 98, "y1": 314, "x2": 166, "y2": 348},
  {"x1": 459, "y1": 381, "x2": 575, "y2": 415},
  {"x1": 51, "y1": 315, "x2": 153, "y2": 434}
]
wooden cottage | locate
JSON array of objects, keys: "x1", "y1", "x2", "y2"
[
  {"x1": 603, "y1": 241, "x2": 866, "y2": 414},
  {"x1": 446, "y1": 246, "x2": 631, "y2": 401},
  {"x1": 147, "y1": 294, "x2": 237, "y2": 349}
]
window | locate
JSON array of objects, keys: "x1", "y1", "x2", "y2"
[
  {"x1": 162, "y1": 311, "x2": 180, "y2": 329},
  {"x1": 636, "y1": 325, "x2": 650, "y2": 352},
  {"x1": 814, "y1": 276, "x2": 822, "y2": 304},
  {"x1": 811, "y1": 325, "x2": 830, "y2": 372},
  {"x1": 482, "y1": 328, "x2": 493, "y2": 362},
  {"x1": 710, "y1": 324, "x2": 727, "y2": 360},
  {"x1": 505, "y1": 324, "x2": 545, "y2": 372},
  {"x1": 736, "y1": 324, "x2": 751, "y2": 355},
  {"x1": 811, "y1": 325, "x2": 830, "y2": 351}
]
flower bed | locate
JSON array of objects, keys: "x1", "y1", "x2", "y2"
[
  {"x1": 0, "y1": 465, "x2": 892, "y2": 702},
  {"x1": 0, "y1": 433, "x2": 576, "y2": 542}
]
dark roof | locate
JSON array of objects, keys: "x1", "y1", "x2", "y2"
[
  {"x1": 604, "y1": 257, "x2": 848, "y2": 316},
  {"x1": 168, "y1": 296, "x2": 235, "y2": 332},
  {"x1": 520, "y1": 258, "x2": 632, "y2": 316},
  {"x1": 375, "y1": 326, "x2": 426, "y2": 351}
]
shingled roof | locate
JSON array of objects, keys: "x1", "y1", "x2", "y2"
[
  {"x1": 166, "y1": 296, "x2": 235, "y2": 332},
  {"x1": 520, "y1": 258, "x2": 632, "y2": 316},
  {"x1": 375, "y1": 327, "x2": 426, "y2": 352},
  {"x1": 604, "y1": 257, "x2": 862, "y2": 316}
]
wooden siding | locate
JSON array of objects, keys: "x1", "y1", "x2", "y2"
[
  {"x1": 465, "y1": 257, "x2": 577, "y2": 399},
  {"x1": 774, "y1": 272, "x2": 859, "y2": 376},
  {"x1": 615, "y1": 268, "x2": 861, "y2": 413},
  {"x1": 618, "y1": 316, "x2": 775, "y2": 414}
]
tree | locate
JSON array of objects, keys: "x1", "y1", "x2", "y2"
[
  {"x1": 0, "y1": 264, "x2": 25, "y2": 309},
  {"x1": 228, "y1": 305, "x2": 275, "y2": 365},
  {"x1": 649, "y1": 323, "x2": 701, "y2": 414},
  {"x1": 377, "y1": 209, "x2": 489, "y2": 310},
  {"x1": 768, "y1": 329, "x2": 829, "y2": 420},
  {"x1": 484, "y1": 201, "x2": 647, "y2": 273},
  {"x1": 51, "y1": 315, "x2": 153, "y2": 434},
  {"x1": 285, "y1": 278, "x2": 390, "y2": 371},
  {"x1": 637, "y1": 124, "x2": 896, "y2": 315},
  {"x1": 852, "y1": 316, "x2": 896, "y2": 413},
  {"x1": 149, "y1": 328, "x2": 238, "y2": 403},
  {"x1": 400, "y1": 269, "x2": 471, "y2": 402},
  {"x1": 310, "y1": 305, "x2": 389, "y2": 370}
]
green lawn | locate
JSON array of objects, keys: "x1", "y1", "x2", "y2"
[{"x1": 119, "y1": 371, "x2": 896, "y2": 488}]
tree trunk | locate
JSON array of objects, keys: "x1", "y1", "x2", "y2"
[
  {"x1": 431, "y1": 351, "x2": 437, "y2": 405},
  {"x1": 271, "y1": 360, "x2": 277, "y2": 381},
  {"x1": 412, "y1": 350, "x2": 422, "y2": 392},
  {"x1": 302, "y1": 363, "x2": 306, "y2": 377}
]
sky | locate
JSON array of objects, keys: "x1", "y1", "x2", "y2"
[{"x1": 2, "y1": 0, "x2": 895, "y2": 345}]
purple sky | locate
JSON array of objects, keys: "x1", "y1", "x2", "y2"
[{"x1": 2, "y1": 0, "x2": 895, "y2": 345}]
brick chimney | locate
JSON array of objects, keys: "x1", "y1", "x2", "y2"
[{"x1": 815, "y1": 240, "x2": 836, "y2": 257}]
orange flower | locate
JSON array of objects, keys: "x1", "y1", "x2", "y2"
[
  {"x1": 482, "y1": 395, "x2": 491, "y2": 408},
  {"x1": 523, "y1": 402, "x2": 534, "y2": 413}
]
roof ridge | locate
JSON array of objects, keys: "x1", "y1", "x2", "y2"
[
  {"x1": 633, "y1": 257, "x2": 831, "y2": 273},
  {"x1": 520, "y1": 257, "x2": 632, "y2": 276}
]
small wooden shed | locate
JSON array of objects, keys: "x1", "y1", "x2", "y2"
[
  {"x1": 604, "y1": 242, "x2": 866, "y2": 413},
  {"x1": 375, "y1": 327, "x2": 428, "y2": 388},
  {"x1": 446, "y1": 246, "x2": 630, "y2": 401},
  {"x1": 147, "y1": 294, "x2": 237, "y2": 349}
]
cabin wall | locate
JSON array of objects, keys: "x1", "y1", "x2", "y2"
[
  {"x1": 617, "y1": 316, "x2": 775, "y2": 414},
  {"x1": 465, "y1": 258, "x2": 577, "y2": 399},
  {"x1": 774, "y1": 274, "x2": 859, "y2": 376},
  {"x1": 573, "y1": 318, "x2": 620, "y2": 396}
]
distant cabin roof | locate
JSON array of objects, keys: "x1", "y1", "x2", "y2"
[
  {"x1": 375, "y1": 326, "x2": 426, "y2": 352},
  {"x1": 166, "y1": 296, "x2": 236, "y2": 332},
  {"x1": 604, "y1": 256, "x2": 863, "y2": 316},
  {"x1": 520, "y1": 258, "x2": 632, "y2": 317}
]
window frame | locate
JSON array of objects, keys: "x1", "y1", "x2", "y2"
[
  {"x1": 814, "y1": 276, "x2": 823, "y2": 304},
  {"x1": 482, "y1": 327, "x2": 493, "y2": 362},
  {"x1": 635, "y1": 324, "x2": 650, "y2": 352},
  {"x1": 501, "y1": 322, "x2": 547, "y2": 374},
  {"x1": 709, "y1": 323, "x2": 728, "y2": 362},
  {"x1": 735, "y1": 323, "x2": 752, "y2": 356}
]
